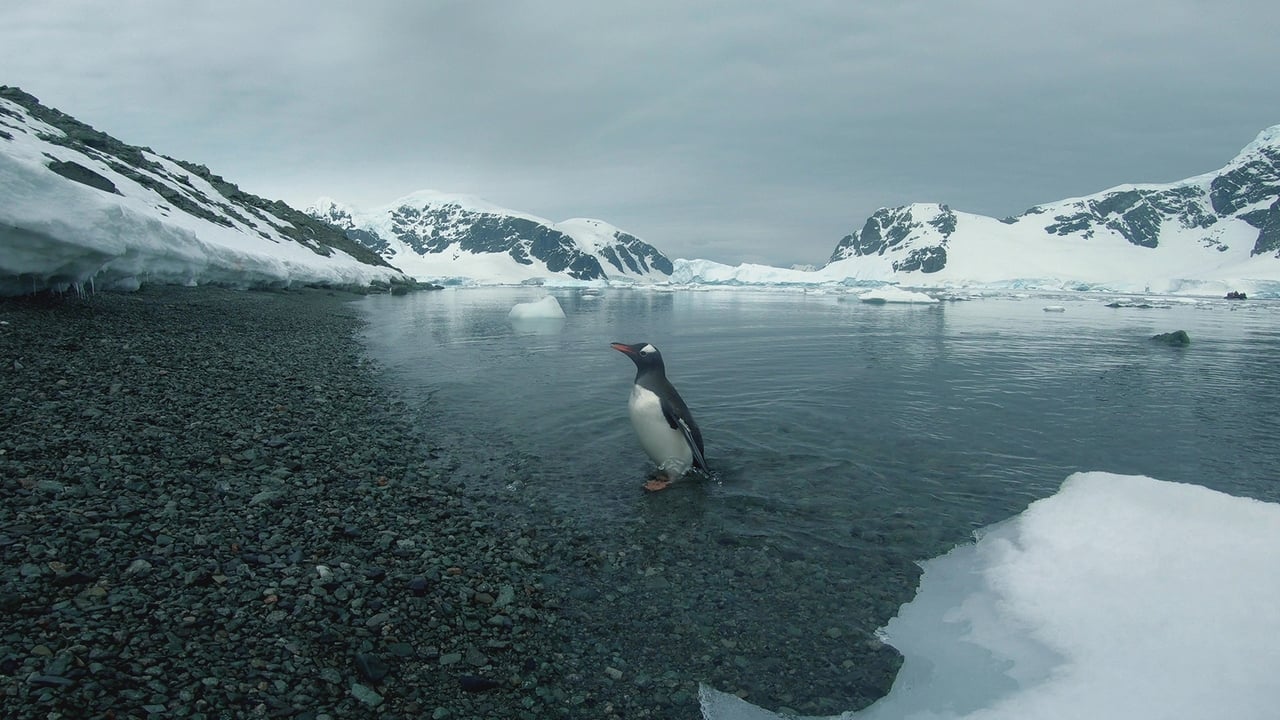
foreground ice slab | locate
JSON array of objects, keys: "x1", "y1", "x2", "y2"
[{"x1": 701, "y1": 472, "x2": 1280, "y2": 720}]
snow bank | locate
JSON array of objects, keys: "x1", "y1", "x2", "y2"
[
  {"x1": 0, "y1": 97, "x2": 405, "y2": 295},
  {"x1": 700, "y1": 472, "x2": 1280, "y2": 720}
]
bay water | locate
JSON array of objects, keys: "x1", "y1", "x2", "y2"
[{"x1": 358, "y1": 287, "x2": 1280, "y2": 714}]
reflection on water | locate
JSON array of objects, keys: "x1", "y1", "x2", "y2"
[
  {"x1": 362, "y1": 288, "x2": 1280, "y2": 545},
  {"x1": 358, "y1": 287, "x2": 1280, "y2": 713}
]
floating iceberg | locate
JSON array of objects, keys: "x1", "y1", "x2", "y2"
[{"x1": 507, "y1": 295, "x2": 566, "y2": 320}]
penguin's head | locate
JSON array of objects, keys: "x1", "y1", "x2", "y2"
[{"x1": 611, "y1": 342, "x2": 665, "y2": 374}]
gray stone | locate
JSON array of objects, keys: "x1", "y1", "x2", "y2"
[
  {"x1": 248, "y1": 490, "x2": 281, "y2": 507},
  {"x1": 354, "y1": 652, "x2": 389, "y2": 682},
  {"x1": 349, "y1": 683, "x2": 383, "y2": 707},
  {"x1": 464, "y1": 645, "x2": 489, "y2": 667},
  {"x1": 34, "y1": 480, "x2": 66, "y2": 494}
]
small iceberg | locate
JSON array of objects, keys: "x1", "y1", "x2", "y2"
[
  {"x1": 858, "y1": 287, "x2": 939, "y2": 304},
  {"x1": 507, "y1": 295, "x2": 566, "y2": 320},
  {"x1": 508, "y1": 295, "x2": 567, "y2": 335},
  {"x1": 1043, "y1": 305, "x2": 1066, "y2": 312}
]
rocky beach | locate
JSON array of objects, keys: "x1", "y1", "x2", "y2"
[
  {"x1": 0, "y1": 286, "x2": 596, "y2": 719},
  {"x1": 0, "y1": 286, "x2": 903, "y2": 719}
]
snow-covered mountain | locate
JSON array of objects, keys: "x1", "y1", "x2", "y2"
[
  {"x1": 308, "y1": 192, "x2": 673, "y2": 285},
  {"x1": 0, "y1": 86, "x2": 410, "y2": 296},
  {"x1": 820, "y1": 125, "x2": 1280, "y2": 295}
]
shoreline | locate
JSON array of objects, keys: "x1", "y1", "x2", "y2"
[
  {"x1": 0, "y1": 286, "x2": 605, "y2": 719},
  {"x1": 1, "y1": 285, "x2": 905, "y2": 719}
]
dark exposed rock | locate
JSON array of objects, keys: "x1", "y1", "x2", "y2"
[
  {"x1": 1151, "y1": 330, "x2": 1191, "y2": 346},
  {"x1": 1241, "y1": 198, "x2": 1280, "y2": 256},
  {"x1": 45, "y1": 160, "x2": 120, "y2": 195},
  {"x1": 1209, "y1": 144, "x2": 1280, "y2": 215}
]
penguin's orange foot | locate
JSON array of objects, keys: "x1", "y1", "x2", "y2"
[{"x1": 643, "y1": 478, "x2": 672, "y2": 492}]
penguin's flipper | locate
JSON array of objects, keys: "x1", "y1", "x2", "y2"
[{"x1": 676, "y1": 418, "x2": 708, "y2": 471}]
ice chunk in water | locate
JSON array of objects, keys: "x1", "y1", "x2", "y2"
[{"x1": 507, "y1": 295, "x2": 566, "y2": 320}]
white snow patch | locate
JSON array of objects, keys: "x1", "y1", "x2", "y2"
[{"x1": 0, "y1": 97, "x2": 405, "y2": 295}]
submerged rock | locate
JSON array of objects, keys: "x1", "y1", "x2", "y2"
[{"x1": 1151, "y1": 330, "x2": 1191, "y2": 346}]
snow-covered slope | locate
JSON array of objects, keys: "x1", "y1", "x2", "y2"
[
  {"x1": 308, "y1": 192, "x2": 673, "y2": 285},
  {"x1": 0, "y1": 87, "x2": 410, "y2": 296},
  {"x1": 820, "y1": 125, "x2": 1280, "y2": 295}
]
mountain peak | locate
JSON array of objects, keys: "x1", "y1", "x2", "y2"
[
  {"x1": 308, "y1": 194, "x2": 673, "y2": 284},
  {"x1": 821, "y1": 123, "x2": 1280, "y2": 293},
  {"x1": 1237, "y1": 124, "x2": 1280, "y2": 158},
  {"x1": 379, "y1": 189, "x2": 534, "y2": 218}
]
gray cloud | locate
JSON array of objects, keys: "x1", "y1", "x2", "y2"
[{"x1": 3, "y1": 0, "x2": 1278, "y2": 265}]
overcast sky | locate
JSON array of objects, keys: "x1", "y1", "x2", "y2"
[{"x1": 3, "y1": 1, "x2": 1278, "y2": 266}]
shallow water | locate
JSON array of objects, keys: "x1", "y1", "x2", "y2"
[{"x1": 358, "y1": 287, "x2": 1280, "y2": 713}]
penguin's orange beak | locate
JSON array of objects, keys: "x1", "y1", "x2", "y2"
[{"x1": 610, "y1": 342, "x2": 634, "y2": 355}]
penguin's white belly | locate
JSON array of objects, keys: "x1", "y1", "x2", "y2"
[{"x1": 628, "y1": 384, "x2": 693, "y2": 475}]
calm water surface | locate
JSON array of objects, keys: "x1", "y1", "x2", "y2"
[
  {"x1": 358, "y1": 287, "x2": 1280, "y2": 713},
  {"x1": 362, "y1": 288, "x2": 1279, "y2": 532}
]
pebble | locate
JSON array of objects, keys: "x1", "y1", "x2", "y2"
[
  {"x1": 354, "y1": 653, "x2": 389, "y2": 682},
  {"x1": 27, "y1": 674, "x2": 74, "y2": 687},
  {"x1": 349, "y1": 683, "x2": 383, "y2": 707},
  {"x1": 458, "y1": 675, "x2": 500, "y2": 693},
  {"x1": 464, "y1": 646, "x2": 489, "y2": 667}
]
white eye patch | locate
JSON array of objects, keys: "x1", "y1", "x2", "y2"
[{"x1": 640, "y1": 344, "x2": 657, "y2": 355}]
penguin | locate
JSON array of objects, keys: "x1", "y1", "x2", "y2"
[{"x1": 610, "y1": 342, "x2": 707, "y2": 491}]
